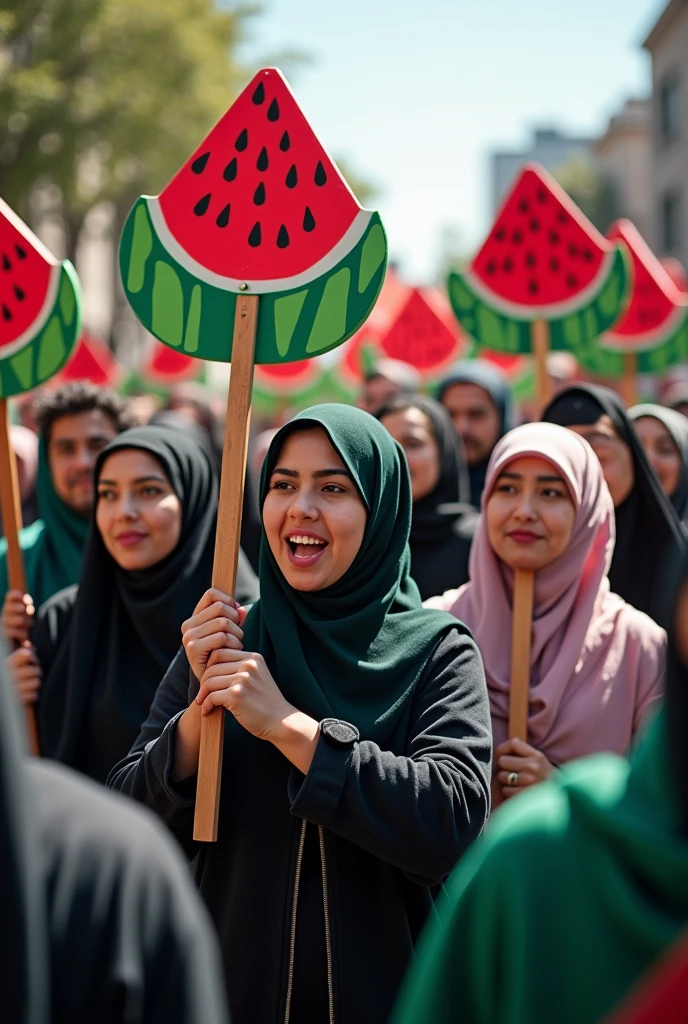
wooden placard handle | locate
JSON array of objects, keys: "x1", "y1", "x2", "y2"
[
  {"x1": 193, "y1": 293, "x2": 259, "y2": 842},
  {"x1": 508, "y1": 568, "x2": 535, "y2": 742},
  {"x1": 532, "y1": 318, "x2": 551, "y2": 416},
  {"x1": 0, "y1": 399, "x2": 40, "y2": 755},
  {"x1": 621, "y1": 351, "x2": 638, "y2": 408}
]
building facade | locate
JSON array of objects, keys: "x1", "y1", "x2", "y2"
[
  {"x1": 491, "y1": 127, "x2": 594, "y2": 213},
  {"x1": 594, "y1": 98, "x2": 653, "y2": 242}
]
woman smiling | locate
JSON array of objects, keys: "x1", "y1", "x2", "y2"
[
  {"x1": 109, "y1": 404, "x2": 492, "y2": 1024},
  {"x1": 430, "y1": 422, "x2": 665, "y2": 807}
]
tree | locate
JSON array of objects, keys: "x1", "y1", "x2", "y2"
[{"x1": 553, "y1": 157, "x2": 621, "y2": 235}]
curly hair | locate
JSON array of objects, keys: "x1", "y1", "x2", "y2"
[{"x1": 33, "y1": 382, "x2": 136, "y2": 442}]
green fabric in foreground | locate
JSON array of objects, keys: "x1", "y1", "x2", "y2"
[
  {"x1": 393, "y1": 711, "x2": 688, "y2": 1024},
  {"x1": 242, "y1": 403, "x2": 460, "y2": 744},
  {"x1": 0, "y1": 439, "x2": 89, "y2": 607}
]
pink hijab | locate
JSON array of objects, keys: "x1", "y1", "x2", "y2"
[{"x1": 449, "y1": 422, "x2": 665, "y2": 767}]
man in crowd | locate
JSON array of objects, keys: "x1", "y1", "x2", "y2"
[
  {"x1": 437, "y1": 361, "x2": 514, "y2": 508},
  {"x1": 357, "y1": 358, "x2": 421, "y2": 415},
  {"x1": 0, "y1": 382, "x2": 134, "y2": 610}
]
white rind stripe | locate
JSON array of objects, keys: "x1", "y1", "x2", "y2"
[
  {"x1": 601, "y1": 300, "x2": 688, "y2": 352},
  {"x1": 0, "y1": 263, "x2": 62, "y2": 358},
  {"x1": 463, "y1": 248, "x2": 616, "y2": 320},
  {"x1": 146, "y1": 198, "x2": 372, "y2": 293}
]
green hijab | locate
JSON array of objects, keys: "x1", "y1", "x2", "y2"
[
  {"x1": 242, "y1": 404, "x2": 462, "y2": 743},
  {"x1": 0, "y1": 439, "x2": 90, "y2": 607}
]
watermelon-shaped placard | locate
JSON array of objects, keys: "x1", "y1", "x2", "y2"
[
  {"x1": 254, "y1": 357, "x2": 323, "y2": 396},
  {"x1": 119, "y1": 68, "x2": 387, "y2": 365},
  {"x1": 0, "y1": 199, "x2": 81, "y2": 397},
  {"x1": 144, "y1": 341, "x2": 201, "y2": 384},
  {"x1": 580, "y1": 219, "x2": 688, "y2": 376},
  {"x1": 662, "y1": 257, "x2": 688, "y2": 294},
  {"x1": 379, "y1": 286, "x2": 465, "y2": 381},
  {"x1": 56, "y1": 331, "x2": 119, "y2": 387},
  {"x1": 447, "y1": 164, "x2": 630, "y2": 363}
]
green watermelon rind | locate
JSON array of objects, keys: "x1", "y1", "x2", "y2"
[
  {"x1": 119, "y1": 197, "x2": 388, "y2": 365},
  {"x1": 599, "y1": 301, "x2": 688, "y2": 354},
  {"x1": 0, "y1": 262, "x2": 81, "y2": 398},
  {"x1": 447, "y1": 246, "x2": 630, "y2": 358},
  {"x1": 576, "y1": 307, "x2": 688, "y2": 376}
]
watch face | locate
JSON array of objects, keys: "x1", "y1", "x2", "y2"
[{"x1": 322, "y1": 719, "x2": 359, "y2": 746}]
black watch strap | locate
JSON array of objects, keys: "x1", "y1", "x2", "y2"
[{"x1": 320, "y1": 718, "x2": 359, "y2": 747}]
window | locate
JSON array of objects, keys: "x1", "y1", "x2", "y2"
[
  {"x1": 660, "y1": 189, "x2": 682, "y2": 253},
  {"x1": 659, "y1": 72, "x2": 681, "y2": 145}
]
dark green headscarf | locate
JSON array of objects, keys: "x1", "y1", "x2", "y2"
[
  {"x1": 0, "y1": 439, "x2": 90, "y2": 607},
  {"x1": 242, "y1": 404, "x2": 463, "y2": 743}
]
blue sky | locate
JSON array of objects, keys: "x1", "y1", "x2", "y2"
[{"x1": 242, "y1": 0, "x2": 665, "y2": 281}]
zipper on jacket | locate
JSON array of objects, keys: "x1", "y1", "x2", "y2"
[
  {"x1": 284, "y1": 818, "x2": 307, "y2": 1024},
  {"x1": 318, "y1": 825, "x2": 335, "y2": 1024}
]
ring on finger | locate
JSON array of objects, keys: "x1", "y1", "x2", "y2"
[{"x1": 507, "y1": 771, "x2": 519, "y2": 787}]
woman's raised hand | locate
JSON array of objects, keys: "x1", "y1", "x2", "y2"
[
  {"x1": 196, "y1": 649, "x2": 294, "y2": 740},
  {"x1": 2, "y1": 590, "x2": 35, "y2": 644},
  {"x1": 181, "y1": 588, "x2": 247, "y2": 682},
  {"x1": 495, "y1": 737, "x2": 554, "y2": 800},
  {"x1": 7, "y1": 643, "x2": 42, "y2": 705}
]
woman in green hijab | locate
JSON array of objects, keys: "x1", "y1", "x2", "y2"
[
  {"x1": 109, "y1": 404, "x2": 492, "y2": 1024},
  {"x1": 393, "y1": 551, "x2": 688, "y2": 1024}
]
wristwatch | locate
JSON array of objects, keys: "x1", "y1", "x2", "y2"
[{"x1": 319, "y1": 719, "x2": 359, "y2": 747}]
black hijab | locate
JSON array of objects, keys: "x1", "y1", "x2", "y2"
[
  {"x1": 436, "y1": 360, "x2": 515, "y2": 507},
  {"x1": 629, "y1": 403, "x2": 688, "y2": 525},
  {"x1": 37, "y1": 425, "x2": 252, "y2": 782},
  {"x1": 376, "y1": 394, "x2": 478, "y2": 600},
  {"x1": 543, "y1": 384, "x2": 685, "y2": 619}
]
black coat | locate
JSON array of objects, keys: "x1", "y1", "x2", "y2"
[{"x1": 108, "y1": 629, "x2": 492, "y2": 1024}]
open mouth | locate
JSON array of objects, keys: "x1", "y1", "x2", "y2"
[{"x1": 285, "y1": 533, "x2": 328, "y2": 565}]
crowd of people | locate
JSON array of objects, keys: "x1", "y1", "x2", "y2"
[{"x1": 3, "y1": 361, "x2": 688, "y2": 1023}]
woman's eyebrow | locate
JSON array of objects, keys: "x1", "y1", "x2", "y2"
[
  {"x1": 312, "y1": 468, "x2": 352, "y2": 480},
  {"x1": 98, "y1": 475, "x2": 167, "y2": 486},
  {"x1": 537, "y1": 474, "x2": 566, "y2": 483}
]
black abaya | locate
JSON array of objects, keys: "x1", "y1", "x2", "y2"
[
  {"x1": 34, "y1": 425, "x2": 258, "y2": 782},
  {"x1": 543, "y1": 384, "x2": 686, "y2": 619}
]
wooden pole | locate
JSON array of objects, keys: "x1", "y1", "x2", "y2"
[
  {"x1": 194, "y1": 292, "x2": 259, "y2": 842},
  {"x1": 532, "y1": 318, "x2": 551, "y2": 417},
  {"x1": 0, "y1": 399, "x2": 40, "y2": 755},
  {"x1": 621, "y1": 352, "x2": 638, "y2": 409},
  {"x1": 508, "y1": 568, "x2": 535, "y2": 742}
]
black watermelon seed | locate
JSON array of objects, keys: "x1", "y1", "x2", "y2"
[
  {"x1": 279, "y1": 131, "x2": 291, "y2": 152},
  {"x1": 1, "y1": 254, "x2": 10, "y2": 272},
  {"x1": 485, "y1": 260, "x2": 496, "y2": 275},
  {"x1": 253, "y1": 182, "x2": 266, "y2": 206},
  {"x1": 314, "y1": 161, "x2": 327, "y2": 186},
  {"x1": 277, "y1": 225, "x2": 290, "y2": 248},
  {"x1": 503, "y1": 258, "x2": 514, "y2": 272},
  {"x1": 257, "y1": 147, "x2": 269, "y2": 171},
  {"x1": 557, "y1": 211, "x2": 567, "y2": 225},
  {"x1": 235, "y1": 129, "x2": 248, "y2": 151},
  {"x1": 549, "y1": 229, "x2": 560, "y2": 245},
  {"x1": 550, "y1": 257, "x2": 560, "y2": 272},
  {"x1": 528, "y1": 280, "x2": 539, "y2": 294},
  {"x1": 2, "y1": 304, "x2": 11, "y2": 321},
  {"x1": 566, "y1": 273, "x2": 578, "y2": 289},
  {"x1": 303, "y1": 207, "x2": 316, "y2": 232},
  {"x1": 525, "y1": 252, "x2": 536, "y2": 268},
  {"x1": 537, "y1": 188, "x2": 547, "y2": 203},
  {"x1": 252, "y1": 82, "x2": 265, "y2": 105},
  {"x1": 13, "y1": 285, "x2": 24, "y2": 301},
  {"x1": 267, "y1": 98, "x2": 279, "y2": 121},
  {"x1": 193, "y1": 193, "x2": 211, "y2": 217},
  {"x1": 495, "y1": 228, "x2": 506, "y2": 241},
  {"x1": 191, "y1": 151, "x2": 210, "y2": 174},
  {"x1": 512, "y1": 229, "x2": 523, "y2": 244},
  {"x1": 568, "y1": 243, "x2": 579, "y2": 258},
  {"x1": 248, "y1": 222, "x2": 262, "y2": 247},
  {"x1": 582, "y1": 248, "x2": 594, "y2": 262},
  {"x1": 286, "y1": 164, "x2": 298, "y2": 188},
  {"x1": 15, "y1": 244, "x2": 26, "y2": 260},
  {"x1": 529, "y1": 217, "x2": 540, "y2": 232},
  {"x1": 223, "y1": 158, "x2": 237, "y2": 182},
  {"x1": 216, "y1": 204, "x2": 231, "y2": 228},
  {"x1": 518, "y1": 199, "x2": 529, "y2": 213}
]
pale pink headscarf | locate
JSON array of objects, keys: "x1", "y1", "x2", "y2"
[{"x1": 448, "y1": 422, "x2": 665, "y2": 767}]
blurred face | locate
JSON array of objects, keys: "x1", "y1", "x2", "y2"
[
  {"x1": 380, "y1": 407, "x2": 440, "y2": 501},
  {"x1": 263, "y1": 427, "x2": 367, "y2": 592},
  {"x1": 634, "y1": 416, "x2": 682, "y2": 498},
  {"x1": 48, "y1": 410, "x2": 118, "y2": 515},
  {"x1": 96, "y1": 450, "x2": 182, "y2": 571},
  {"x1": 675, "y1": 580, "x2": 688, "y2": 666},
  {"x1": 441, "y1": 383, "x2": 501, "y2": 466},
  {"x1": 357, "y1": 375, "x2": 401, "y2": 415},
  {"x1": 566, "y1": 416, "x2": 634, "y2": 507},
  {"x1": 486, "y1": 455, "x2": 576, "y2": 571}
]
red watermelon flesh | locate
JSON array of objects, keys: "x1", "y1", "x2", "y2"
[
  {"x1": 338, "y1": 267, "x2": 409, "y2": 386},
  {"x1": 146, "y1": 342, "x2": 199, "y2": 383},
  {"x1": 1, "y1": 201, "x2": 58, "y2": 355},
  {"x1": 661, "y1": 257, "x2": 688, "y2": 293},
  {"x1": 469, "y1": 164, "x2": 611, "y2": 314},
  {"x1": 380, "y1": 287, "x2": 462, "y2": 376},
  {"x1": 603, "y1": 219, "x2": 685, "y2": 348},
  {"x1": 57, "y1": 332, "x2": 119, "y2": 386},
  {"x1": 156, "y1": 68, "x2": 362, "y2": 284},
  {"x1": 254, "y1": 358, "x2": 320, "y2": 395}
]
